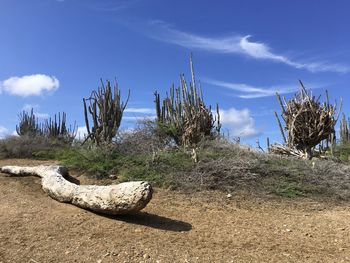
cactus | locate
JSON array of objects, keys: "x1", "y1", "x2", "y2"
[
  {"x1": 44, "y1": 112, "x2": 77, "y2": 143},
  {"x1": 275, "y1": 80, "x2": 341, "y2": 159},
  {"x1": 154, "y1": 55, "x2": 221, "y2": 147},
  {"x1": 340, "y1": 113, "x2": 350, "y2": 144},
  {"x1": 83, "y1": 79, "x2": 130, "y2": 145},
  {"x1": 16, "y1": 108, "x2": 43, "y2": 137}
]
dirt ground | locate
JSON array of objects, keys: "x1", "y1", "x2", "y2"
[{"x1": 0, "y1": 159, "x2": 349, "y2": 263}]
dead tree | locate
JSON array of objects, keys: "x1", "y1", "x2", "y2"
[
  {"x1": 83, "y1": 79, "x2": 130, "y2": 145},
  {"x1": 275, "y1": 80, "x2": 341, "y2": 159},
  {"x1": 0, "y1": 165, "x2": 152, "y2": 215},
  {"x1": 154, "y1": 55, "x2": 221, "y2": 147}
]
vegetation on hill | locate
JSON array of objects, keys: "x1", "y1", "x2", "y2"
[{"x1": 1, "y1": 57, "x2": 350, "y2": 201}]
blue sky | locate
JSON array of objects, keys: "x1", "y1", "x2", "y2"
[{"x1": 1, "y1": 0, "x2": 350, "y2": 147}]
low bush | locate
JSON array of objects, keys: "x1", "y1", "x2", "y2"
[{"x1": 0, "y1": 135, "x2": 68, "y2": 159}]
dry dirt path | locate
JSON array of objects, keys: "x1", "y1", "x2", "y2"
[{"x1": 0, "y1": 159, "x2": 349, "y2": 263}]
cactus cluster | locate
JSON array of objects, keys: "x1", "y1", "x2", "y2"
[
  {"x1": 44, "y1": 112, "x2": 77, "y2": 143},
  {"x1": 16, "y1": 108, "x2": 43, "y2": 137},
  {"x1": 83, "y1": 79, "x2": 130, "y2": 145},
  {"x1": 16, "y1": 108, "x2": 76, "y2": 143},
  {"x1": 154, "y1": 55, "x2": 220, "y2": 147}
]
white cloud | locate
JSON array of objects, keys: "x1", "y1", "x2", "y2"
[
  {"x1": 0, "y1": 74, "x2": 59, "y2": 97},
  {"x1": 148, "y1": 21, "x2": 350, "y2": 73},
  {"x1": 219, "y1": 108, "x2": 259, "y2": 138},
  {"x1": 0, "y1": 126, "x2": 10, "y2": 139},
  {"x1": 76, "y1": 126, "x2": 88, "y2": 140},
  {"x1": 22, "y1": 104, "x2": 49, "y2": 119},
  {"x1": 205, "y1": 79, "x2": 297, "y2": 99},
  {"x1": 123, "y1": 115, "x2": 156, "y2": 122},
  {"x1": 124, "y1": 108, "x2": 155, "y2": 114}
]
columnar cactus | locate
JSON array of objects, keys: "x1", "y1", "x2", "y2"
[
  {"x1": 340, "y1": 114, "x2": 350, "y2": 144},
  {"x1": 83, "y1": 79, "x2": 130, "y2": 145},
  {"x1": 155, "y1": 55, "x2": 220, "y2": 147},
  {"x1": 16, "y1": 108, "x2": 43, "y2": 137},
  {"x1": 44, "y1": 112, "x2": 77, "y2": 143}
]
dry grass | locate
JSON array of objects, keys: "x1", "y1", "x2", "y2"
[
  {"x1": 0, "y1": 135, "x2": 68, "y2": 159},
  {"x1": 1, "y1": 127, "x2": 350, "y2": 201}
]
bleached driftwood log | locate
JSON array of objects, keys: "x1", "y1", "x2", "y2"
[{"x1": 0, "y1": 165, "x2": 153, "y2": 215}]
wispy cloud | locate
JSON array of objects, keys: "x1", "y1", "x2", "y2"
[
  {"x1": 205, "y1": 78, "x2": 299, "y2": 99},
  {"x1": 0, "y1": 74, "x2": 59, "y2": 97},
  {"x1": 124, "y1": 108, "x2": 155, "y2": 114},
  {"x1": 147, "y1": 21, "x2": 350, "y2": 74},
  {"x1": 77, "y1": 0, "x2": 140, "y2": 12},
  {"x1": 219, "y1": 107, "x2": 260, "y2": 137},
  {"x1": 123, "y1": 115, "x2": 156, "y2": 122}
]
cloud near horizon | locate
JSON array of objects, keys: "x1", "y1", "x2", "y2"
[
  {"x1": 0, "y1": 126, "x2": 10, "y2": 139},
  {"x1": 75, "y1": 126, "x2": 88, "y2": 140},
  {"x1": 219, "y1": 107, "x2": 259, "y2": 138},
  {"x1": 148, "y1": 21, "x2": 350, "y2": 74},
  {"x1": 0, "y1": 74, "x2": 59, "y2": 97},
  {"x1": 124, "y1": 107, "x2": 155, "y2": 114}
]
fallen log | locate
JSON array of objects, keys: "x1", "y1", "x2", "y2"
[{"x1": 0, "y1": 165, "x2": 153, "y2": 215}]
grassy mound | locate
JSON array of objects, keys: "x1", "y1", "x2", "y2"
[{"x1": 1, "y1": 131, "x2": 350, "y2": 201}]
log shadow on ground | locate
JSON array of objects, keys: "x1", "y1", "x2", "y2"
[{"x1": 96, "y1": 212, "x2": 192, "y2": 232}]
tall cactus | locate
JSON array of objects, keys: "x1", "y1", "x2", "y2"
[
  {"x1": 44, "y1": 112, "x2": 77, "y2": 143},
  {"x1": 16, "y1": 108, "x2": 43, "y2": 137},
  {"x1": 155, "y1": 55, "x2": 221, "y2": 147},
  {"x1": 340, "y1": 113, "x2": 350, "y2": 144},
  {"x1": 83, "y1": 79, "x2": 130, "y2": 145}
]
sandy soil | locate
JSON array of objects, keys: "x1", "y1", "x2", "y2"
[{"x1": 0, "y1": 159, "x2": 349, "y2": 263}]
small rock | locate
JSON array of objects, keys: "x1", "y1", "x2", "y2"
[
  {"x1": 109, "y1": 174, "x2": 118, "y2": 180},
  {"x1": 286, "y1": 229, "x2": 292, "y2": 232},
  {"x1": 227, "y1": 193, "x2": 232, "y2": 198},
  {"x1": 143, "y1": 253, "x2": 150, "y2": 259}
]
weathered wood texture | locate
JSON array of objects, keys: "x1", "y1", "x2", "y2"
[{"x1": 0, "y1": 165, "x2": 152, "y2": 215}]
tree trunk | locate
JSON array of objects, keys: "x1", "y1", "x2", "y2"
[{"x1": 0, "y1": 165, "x2": 152, "y2": 215}]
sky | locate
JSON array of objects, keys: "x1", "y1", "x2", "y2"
[{"x1": 1, "y1": 0, "x2": 350, "y2": 147}]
